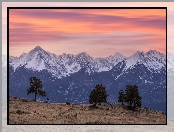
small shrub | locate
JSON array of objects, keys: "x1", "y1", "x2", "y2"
[
  {"x1": 16, "y1": 110, "x2": 23, "y2": 114},
  {"x1": 16, "y1": 110, "x2": 31, "y2": 114},
  {"x1": 66, "y1": 102, "x2": 70, "y2": 105}
]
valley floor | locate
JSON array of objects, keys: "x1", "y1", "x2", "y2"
[{"x1": 9, "y1": 96, "x2": 166, "y2": 124}]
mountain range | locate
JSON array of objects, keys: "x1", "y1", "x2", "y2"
[
  {"x1": 5, "y1": 46, "x2": 168, "y2": 112},
  {"x1": 9, "y1": 46, "x2": 166, "y2": 78}
]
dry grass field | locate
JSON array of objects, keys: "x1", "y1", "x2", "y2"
[{"x1": 9, "y1": 96, "x2": 166, "y2": 124}]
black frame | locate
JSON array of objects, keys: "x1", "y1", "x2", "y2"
[{"x1": 7, "y1": 7, "x2": 167, "y2": 125}]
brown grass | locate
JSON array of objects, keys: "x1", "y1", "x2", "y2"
[{"x1": 9, "y1": 96, "x2": 166, "y2": 124}]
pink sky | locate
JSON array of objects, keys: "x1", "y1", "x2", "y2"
[{"x1": 2, "y1": 2, "x2": 172, "y2": 58}]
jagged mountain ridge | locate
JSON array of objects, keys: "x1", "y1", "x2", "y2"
[
  {"x1": 9, "y1": 46, "x2": 126, "y2": 78},
  {"x1": 124, "y1": 50, "x2": 166, "y2": 72},
  {"x1": 9, "y1": 46, "x2": 166, "y2": 78}
]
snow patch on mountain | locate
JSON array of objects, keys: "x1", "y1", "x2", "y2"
[
  {"x1": 124, "y1": 50, "x2": 166, "y2": 72},
  {"x1": 8, "y1": 46, "x2": 166, "y2": 78},
  {"x1": 115, "y1": 72, "x2": 124, "y2": 80},
  {"x1": 9, "y1": 46, "x2": 126, "y2": 78},
  {"x1": 25, "y1": 55, "x2": 46, "y2": 71},
  {"x1": 106, "y1": 52, "x2": 126, "y2": 66},
  {"x1": 9, "y1": 46, "x2": 51, "y2": 71}
]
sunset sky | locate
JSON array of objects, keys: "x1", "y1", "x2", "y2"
[{"x1": 8, "y1": 7, "x2": 166, "y2": 58}]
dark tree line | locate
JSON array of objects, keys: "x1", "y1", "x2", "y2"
[
  {"x1": 89, "y1": 84, "x2": 142, "y2": 110},
  {"x1": 27, "y1": 77, "x2": 142, "y2": 110}
]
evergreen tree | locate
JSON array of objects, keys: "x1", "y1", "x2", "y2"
[
  {"x1": 124, "y1": 85, "x2": 142, "y2": 109},
  {"x1": 89, "y1": 84, "x2": 108, "y2": 106},
  {"x1": 27, "y1": 77, "x2": 46, "y2": 101}
]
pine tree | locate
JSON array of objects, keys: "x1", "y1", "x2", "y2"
[
  {"x1": 89, "y1": 84, "x2": 108, "y2": 106},
  {"x1": 27, "y1": 77, "x2": 46, "y2": 101},
  {"x1": 124, "y1": 85, "x2": 142, "y2": 110}
]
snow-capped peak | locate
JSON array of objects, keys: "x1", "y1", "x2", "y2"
[
  {"x1": 9, "y1": 46, "x2": 53, "y2": 71},
  {"x1": 124, "y1": 50, "x2": 166, "y2": 71},
  {"x1": 77, "y1": 52, "x2": 89, "y2": 56},
  {"x1": 76, "y1": 52, "x2": 92, "y2": 58},
  {"x1": 124, "y1": 51, "x2": 145, "y2": 69},
  {"x1": 8, "y1": 46, "x2": 166, "y2": 79},
  {"x1": 113, "y1": 52, "x2": 126, "y2": 58},
  {"x1": 33, "y1": 45, "x2": 43, "y2": 51},
  {"x1": 76, "y1": 52, "x2": 93, "y2": 62},
  {"x1": 146, "y1": 49, "x2": 165, "y2": 58},
  {"x1": 29, "y1": 45, "x2": 47, "y2": 55}
]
